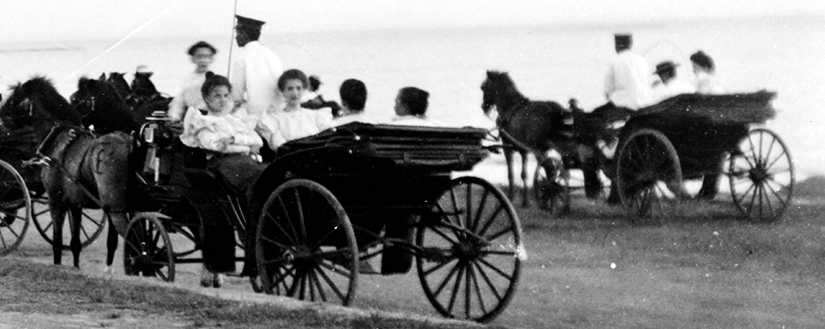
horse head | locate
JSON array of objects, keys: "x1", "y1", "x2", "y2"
[
  {"x1": 131, "y1": 71, "x2": 158, "y2": 98},
  {"x1": 107, "y1": 72, "x2": 132, "y2": 100},
  {"x1": 72, "y1": 75, "x2": 139, "y2": 135},
  {"x1": 480, "y1": 70, "x2": 527, "y2": 119},
  {"x1": 0, "y1": 77, "x2": 80, "y2": 137}
]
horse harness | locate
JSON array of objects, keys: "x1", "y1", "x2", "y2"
[{"x1": 25, "y1": 124, "x2": 128, "y2": 214}]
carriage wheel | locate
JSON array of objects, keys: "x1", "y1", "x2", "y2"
[
  {"x1": 123, "y1": 212, "x2": 175, "y2": 282},
  {"x1": 416, "y1": 176, "x2": 523, "y2": 323},
  {"x1": 616, "y1": 129, "x2": 683, "y2": 219},
  {"x1": 31, "y1": 197, "x2": 106, "y2": 250},
  {"x1": 533, "y1": 161, "x2": 570, "y2": 216},
  {"x1": 728, "y1": 128, "x2": 794, "y2": 222},
  {"x1": 0, "y1": 161, "x2": 31, "y2": 256},
  {"x1": 256, "y1": 179, "x2": 358, "y2": 305}
]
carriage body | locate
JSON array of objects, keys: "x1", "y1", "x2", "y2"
[
  {"x1": 611, "y1": 91, "x2": 794, "y2": 221},
  {"x1": 125, "y1": 121, "x2": 524, "y2": 323}
]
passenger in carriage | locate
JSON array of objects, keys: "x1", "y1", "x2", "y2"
[
  {"x1": 389, "y1": 86, "x2": 441, "y2": 127},
  {"x1": 649, "y1": 60, "x2": 696, "y2": 104},
  {"x1": 180, "y1": 72, "x2": 265, "y2": 193},
  {"x1": 167, "y1": 41, "x2": 217, "y2": 122},
  {"x1": 690, "y1": 50, "x2": 725, "y2": 94},
  {"x1": 256, "y1": 69, "x2": 332, "y2": 150},
  {"x1": 332, "y1": 78, "x2": 372, "y2": 126}
]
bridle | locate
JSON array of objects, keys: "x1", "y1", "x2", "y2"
[{"x1": 74, "y1": 96, "x2": 97, "y2": 119}]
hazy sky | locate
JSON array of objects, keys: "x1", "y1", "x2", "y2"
[{"x1": 2, "y1": 0, "x2": 824, "y2": 43}]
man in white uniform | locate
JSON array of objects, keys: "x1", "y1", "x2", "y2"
[
  {"x1": 230, "y1": 15, "x2": 284, "y2": 121},
  {"x1": 604, "y1": 33, "x2": 652, "y2": 110}
]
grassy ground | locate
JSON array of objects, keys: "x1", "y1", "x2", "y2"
[{"x1": 2, "y1": 175, "x2": 824, "y2": 328}]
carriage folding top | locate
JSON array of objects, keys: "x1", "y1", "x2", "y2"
[
  {"x1": 633, "y1": 90, "x2": 776, "y2": 125},
  {"x1": 277, "y1": 122, "x2": 490, "y2": 173}
]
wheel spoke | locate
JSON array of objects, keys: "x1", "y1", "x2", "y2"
[
  {"x1": 433, "y1": 260, "x2": 462, "y2": 297},
  {"x1": 293, "y1": 189, "x2": 307, "y2": 244},
  {"x1": 472, "y1": 261, "x2": 503, "y2": 302},
  {"x1": 468, "y1": 263, "x2": 488, "y2": 316},
  {"x1": 472, "y1": 188, "x2": 490, "y2": 231},
  {"x1": 425, "y1": 225, "x2": 460, "y2": 245},
  {"x1": 310, "y1": 266, "x2": 328, "y2": 302},
  {"x1": 447, "y1": 263, "x2": 466, "y2": 314},
  {"x1": 264, "y1": 213, "x2": 299, "y2": 246},
  {"x1": 449, "y1": 187, "x2": 462, "y2": 228},
  {"x1": 276, "y1": 196, "x2": 299, "y2": 244},
  {"x1": 315, "y1": 263, "x2": 347, "y2": 301},
  {"x1": 423, "y1": 256, "x2": 458, "y2": 276},
  {"x1": 477, "y1": 257, "x2": 514, "y2": 281},
  {"x1": 485, "y1": 224, "x2": 514, "y2": 242},
  {"x1": 476, "y1": 205, "x2": 504, "y2": 237}
]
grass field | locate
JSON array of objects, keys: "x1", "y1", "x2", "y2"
[{"x1": 1, "y1": 175, "x2": 824, "y2": 328}]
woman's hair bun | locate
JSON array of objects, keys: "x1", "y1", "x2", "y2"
[{"x1": 205, "y1": 71, "x2": 215, "y2": 79}]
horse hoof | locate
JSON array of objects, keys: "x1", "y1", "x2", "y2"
[
  {"x1": 200, "y1": 268, "x2": 213, "y2": 288},
  {"x1": 103, "y1": 266, "x2": 114, "y2": 275}
]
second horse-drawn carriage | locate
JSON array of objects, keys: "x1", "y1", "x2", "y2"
[{"x1": 483, "y1": 71, "x2": 794, "y2": 222}]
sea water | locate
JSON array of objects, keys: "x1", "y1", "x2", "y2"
[{"x1": 1, "y1": 17, "x2": 823, "y2": 181}]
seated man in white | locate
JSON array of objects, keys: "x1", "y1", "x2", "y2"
[{"x1": 649, "y1": 61, "x2": 697, "y2": 104}]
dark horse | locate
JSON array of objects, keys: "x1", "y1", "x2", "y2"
[
  {"x1": 72, "y1": 75, "x2": 140, "y2": 135},
  {"x1": 0, "y1": 77, "x2": 133, "y2": 269},
  {"x1": 106, "y1": 71, "x2": 172, "y2": 125},
  {"x1": 480, "y1": 71, "x2": 604, "y2": 208}
]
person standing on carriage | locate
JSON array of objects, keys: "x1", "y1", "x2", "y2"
[
  {"x1": 230, "y1": 15, "x2": 284, "y2": 121},
  {"x1": 586, "y1": 33, "x2": 654, "y2": 200},
  {"x1": 167, "y1": 41, "x2": 217, "y2": 122}
]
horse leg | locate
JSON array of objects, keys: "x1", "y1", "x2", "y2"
[
  {"x1": 504, "y1": 148, "x2": 516, "y2": 202},
  {"x1": 68, "y1": 207, "x2": 83, "y2": 268},
  {"x1": 49, "y1": 203, "x2": 66, "y2": 265},
  {"x1": 520, "y1": 150, "x2": 530, "y2": 208},
  {"x1": 105, "y1": 213, "x2": 119, "y2": 274}
]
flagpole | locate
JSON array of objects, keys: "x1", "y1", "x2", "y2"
[{"x1": 227, "y1": 0, "x2": 239, "y2": 78}]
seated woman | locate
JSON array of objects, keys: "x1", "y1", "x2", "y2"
[
  {"x1": 690, "y1": 50, "x2": 724, "y2": 94},
  {"x1": 180, "y1": 72, "x2": 265, "y2": 195},
  {"x1": 332, "y1": 78, "x2": 373, "y2": 126},
  {"x1": 179, "y1": 72, "x2": 265, "y2": 288},
  {"x1": 388, "y1": 86, "x2": 440, "y2": 127},
  {"x1": 257, "y1": 69, "x2": 332, "y2": 150}
]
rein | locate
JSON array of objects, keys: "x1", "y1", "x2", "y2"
[{"x1": 31, "y1": 125, "x2": 127, "y2": 213}]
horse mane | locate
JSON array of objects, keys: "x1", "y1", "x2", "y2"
[
  {"x1": 76, "y1": 76, "x2": 139, "y2": 134},
  {"x1": 2, "y1": 76, "x2": 81, "y2": 125},
  {"x1": 485, "y1": 71, "x2": 530, "y2": 111},
  {"x1": 107, "y1": 72, "x2": 132, "y2": 98}
]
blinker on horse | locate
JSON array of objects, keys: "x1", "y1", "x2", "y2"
[{"x1": 0, "y1": 76, "x2": 134, "y2": 269}]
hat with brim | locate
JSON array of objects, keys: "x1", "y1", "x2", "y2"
[
  {"x1": 235, "y1": 15, "x2": 265, "y2": 31},
  {"x1": 653, "y1": 61, "x2": 679, "y2": 75}
]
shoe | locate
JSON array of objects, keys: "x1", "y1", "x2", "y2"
[
  {"x1": 213, "y1": 273, "x2": 225, "y2": 288},
  {"x1": 200, "y1": 267, "x2": 213, "y2": 288},
  {"x1": 653, "y1": 181, "x2": 675, "y2": 199}
]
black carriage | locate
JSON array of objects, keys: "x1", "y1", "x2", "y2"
[
  {"x1": 537, "y1": 91, "x2": 793, "y2": 221},
  {"x1": 0, "y1": 126, "x2": 107, "y2": 255},
  {"x1": 124, "y1": 120, "x2": 524, "y2": 323}
]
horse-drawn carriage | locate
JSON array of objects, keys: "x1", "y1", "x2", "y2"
[
  {"x1": 533, "y1": 91, "x2": 794, "y2": 221},
  {"x1": 124, "y1": 118, "x2": 524, "y2": 323}
]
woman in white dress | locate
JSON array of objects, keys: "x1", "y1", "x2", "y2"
[
  {"x1": 690, "y1": 50, "x2": 724, "y2": 94},
  {"x1": 257, "y1": 69, "x2": 332, "y2": 150},
  {"x1": 168, "y1": 41, "x2": 217, "y2": 122}
]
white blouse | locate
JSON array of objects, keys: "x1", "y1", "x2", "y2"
[
  {"x1": 167, "y1": 72, "x2": 207, "y2": 122},
  {"x1": 257, "y1": 109, "x2": 332, "y2": 149},
  {"x1": 180, "y1": 107, "x2": 263, "y2": 155}
]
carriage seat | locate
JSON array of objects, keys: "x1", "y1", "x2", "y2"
[{"x1": 181, "y1": 145, "x2": 240, "y2": 198}]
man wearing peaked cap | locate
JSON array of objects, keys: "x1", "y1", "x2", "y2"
[{"x1": 231, "y1": 14, "x2": 284, "y2": 123}]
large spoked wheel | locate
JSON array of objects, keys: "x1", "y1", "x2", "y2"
[
  {"x1": 123, "y1": 212, "x2": 175, "y2": 282},
  {"x1": 0, "y1": 161, "x2": 31, "y2": 256},
  {"x1": 416, "y1": 176, "x2": 524, "y2": 323},
  {"x1": 616, "y1": 129, "x2": 683, "y2": 219},
  {"x1": 256, "y1": 179, "x2": 359, "y2": 306},
  {"x1": 32, "y1": 197, "x2": 106, "y2": 250},
  {"x1": 533, "y1": 161, "x2": 570, "y2": 217},
  {"x1": 728, "y1": 128, "x2": 794, "y2": 222}
]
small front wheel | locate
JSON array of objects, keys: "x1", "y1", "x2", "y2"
[
  {"x1": 533, "y1": 160, "x2": 570, "y2": 217},
  {"x1": 123, "y1": 212, "x2": 175, "y2": 282},
  {"x1": 616, "y1": 129, "x2": 683, "y2": 220}
]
